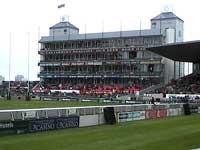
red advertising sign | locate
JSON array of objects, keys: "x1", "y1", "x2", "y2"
[
  {"x1": 145, "y1": 110, "x2": 157, "y2": 119},
  {"x1": 157, "y1": 109, "x2": 167, "y2": 118}
]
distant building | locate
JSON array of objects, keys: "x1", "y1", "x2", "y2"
[
  {"x1": 15, "y1": 75, "x2": 25, "y2": 81},
  {"x1": 38, "y1": 11, "x2": 184, "y2": 90},
  {"x1": 0, "y1": 75, "x2": 5, "y2": 85}
]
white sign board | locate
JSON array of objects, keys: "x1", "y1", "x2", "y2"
[{"x1": 23, "y1": 111, "x2": 36, "y2": 119}]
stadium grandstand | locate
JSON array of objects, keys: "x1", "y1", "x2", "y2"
[
  {"x1": 37, "y1": 11, "x2": 185, "y2": 96},
  {"x1": 147, "y1": 40, "x2": 200, "y2": 96}
]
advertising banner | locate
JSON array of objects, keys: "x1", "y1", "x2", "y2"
[
  {"x1": 0, "y1": 116, "x2": 79, "y2": 135},
  {"x1": 0, "y1": 122, "x2": 14, "y2": 130},
  {"x1": 118, "y1": 112, "x2": 132, "y2": 122},
  {"x1": 145, "y1": 110, "x2": 157, "y2": 119},
  {"x1": 140, "y1": 60, "x2": 160, "y2": 65},
  {"x1": 157, "y1": 110, "x2": 167, "y2": 118},
  {"x1": 118, "y1": 111, "x2": 145, "y2": 122},
  {"x1": 29, "y1": 119, "x2": 55, "y2": 133},
  {"x1": 177, "y1": 108, "x2": 183, "y2": 115},
  {"x1": 29, "y1": 116, "x2": 79, "y2": 133},
  {"x1": 132, "y1": 111, "x2": 145, "y2": 120},
  {"x1": 0, "y1": 122, "x2": 15, "y2": 135},
  {"x1": 22, "y1": 111, "x2": 36, "y2": 119},
  {"x1": 167, "y1": 109, "x2": 178, "y2": 116},
  {"x1": 14, "y1": 121, "x2": 30, "y2": 134},
  {"x1": 69, "y1": 109, "x2": 76, "y2": 115},
  {"x1": 0, "y1": 121, "x2": 29, "y2": 135},
  {"x1": 189, "y1": 106, "x2": 198, "y2": 114},
  {"x1": 56, "y1": 117, "x2": 79, "y2": 129},
  {"x1": 198, "y1": 107, "x2": 200, "y2": 114}
]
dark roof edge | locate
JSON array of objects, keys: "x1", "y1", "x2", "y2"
[
  {"x1": 151, "y1": 12, "x2": 184, "y2": 22},
  {"x1": 147, "y1": 40, "x2": 200, "y2": 49},
  {"x1": 49, "y1": 22, "x2": 79, "y2": 30},
  {"x1": 39, "y1": 35, "x2": 162, "y2": 43},
  {"x1": 49, "y1": 26, "x2": 79, "y2": 30}
]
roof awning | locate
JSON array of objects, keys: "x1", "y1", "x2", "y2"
[{"x1": 147, "y1": 40, "x2": 200, "y2": 63}]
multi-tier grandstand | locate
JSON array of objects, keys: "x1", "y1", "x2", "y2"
[
  {"x1": 1, "y1": 11, "x2": 200, "y2": 150},
  {"x1": 38, "y1": 11, "x2": 184, "y2": 95}
]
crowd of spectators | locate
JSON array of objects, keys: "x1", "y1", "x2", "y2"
[
  {"x1": 33, "y1": 81, "x2": 141, "y2": 96},
  {"x1": 0, "y1": 81, "x2": 39, "y2": 97},
  {"x1": 157, "y1": 72, "x2": 200, "y2": 94},
  {"x1": 0, "y1": 78, "x2": 158, "y2": 98}
]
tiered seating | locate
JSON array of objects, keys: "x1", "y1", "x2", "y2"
[{"x1": 159, "y1": 73, "x2": 200, "y2": 94}]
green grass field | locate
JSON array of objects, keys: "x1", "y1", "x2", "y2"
[
  {"x1": 0, "y1": 99, "x2": 107, "y2": 110},
  {"x1": 0, "y1": 115, "x2": 200, "y2": 150}
]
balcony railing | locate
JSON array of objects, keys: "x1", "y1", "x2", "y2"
[
  {"x1": 38, "y1": 58, "x2": 162, "y2": 66},
  {"x1": 38, "y1": 46, "x2": 144, "y2": 55},
  {"x1": 38, "y1": 71, "x2": 163, "y2": 78}
]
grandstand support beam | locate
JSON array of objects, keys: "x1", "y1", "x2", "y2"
[
  {"x1": 179, "y1": 61, "x2": 181, "y2": 78},
  {"x1": 174, "y1": 61, "x2": 176, "y2": 80}
]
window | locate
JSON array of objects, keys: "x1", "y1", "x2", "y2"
[
  {"x1": 129, "y1": 51, "x2": 137, "y2": 59},
  {"x1": 179, "y1": 31, "x2": 182, "y2": 37},
  {"x1": 152, "y1": 22, "x2": 157, "y2": 29},
  {"x1": 148, "y1": 64, "x2": 154, "y2": 72}
]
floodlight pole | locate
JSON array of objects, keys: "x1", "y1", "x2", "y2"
[
  {"x1": 7, "y1": 32, "x2": 12, "y2": 100},
  {"x1": 26, "y1": 32, "x2": 31, "y2": 101}
]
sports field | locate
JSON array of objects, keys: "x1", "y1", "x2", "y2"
[
  {"x1": 0, "y1": 99, "x2": 107, "y2": 110},
  {"x1": 0, "y1": 115, "x2": 199, "y2": 150}
]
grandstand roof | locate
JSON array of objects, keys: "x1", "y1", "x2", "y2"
[
  {"x1": 147, "y1": 40, "x2": 200, "y2": 63},
  {"x1": 39, "y1": 29, "x2": 162, "y2": 43},
  {"x1": 151, "y1": 12, "x2": 184, "y2": 22},
  {"x1": 50, "y1": 21, "x2": 79, "y2": 30}
]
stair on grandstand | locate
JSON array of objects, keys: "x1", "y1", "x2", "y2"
[{"x1": 139, "y1": 83, "x2": 164, "y2": 95}]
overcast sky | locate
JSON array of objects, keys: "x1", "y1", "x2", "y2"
[{"x1": 0, "y1": 0, "x2": 199, "y2": 81}]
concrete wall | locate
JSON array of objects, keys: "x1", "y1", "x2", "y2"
[{"x1": 79, "y1": 114, "x2": 105, "y2": 127}]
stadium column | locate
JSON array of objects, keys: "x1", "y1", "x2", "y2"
[
  {"x1": 174, "y1": 61, "x2": 176, "y2": 80},
  {"x1": 179, "y1": 62, "x2": 181, "y2": 78}
]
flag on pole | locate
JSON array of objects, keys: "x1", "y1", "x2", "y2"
[{"x1": 58, "y1": 4, "x2": 65, "y2": 9}]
